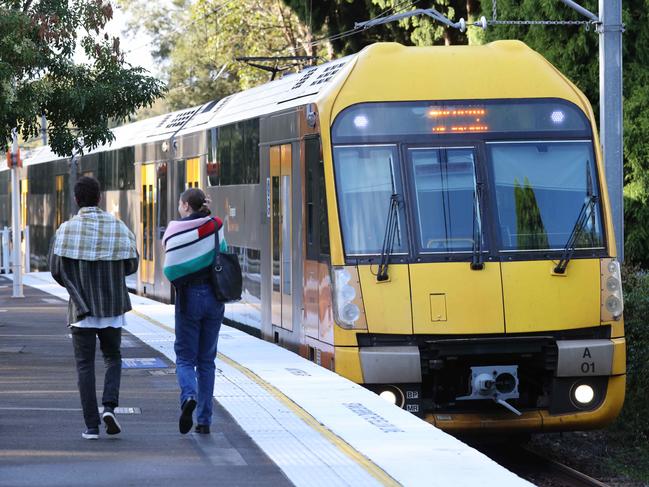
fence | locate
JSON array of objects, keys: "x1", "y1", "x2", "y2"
[{"x1": 0, "y1": 226, "x2": 30, "y2": 274}]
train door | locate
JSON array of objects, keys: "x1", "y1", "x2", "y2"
[
  {"x1": 55, "y1": 176, "x2": 64, "y2": 227},
  {"x1": 140, "y1": 164, "x2": 155, "y2": 285},
  {"x1": 185, "y1": 157, "x2": 200, "y2": 188},
  {"x1": 270, "y1": 144, "x2": 293, "y2": 331},
  {"x1": 21, "y1": 178, "x2": 28, "y2": 228},
  {"x1": 405, "y1": 145, "x2": 505, "y2": 334},
  {"x1": 21, "y1": 178, "x2": 28, "y2": 268}
]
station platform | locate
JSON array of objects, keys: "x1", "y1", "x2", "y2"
[{"x1": 0, "y1": 273, "x2": 533, "y2": 487}]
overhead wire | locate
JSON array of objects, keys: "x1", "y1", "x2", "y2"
[{"x1": 285, "y1": 0, "x2": 420, "y2": 54}]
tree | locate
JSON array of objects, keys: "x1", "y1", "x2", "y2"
[
  {"x1": 120, "y1": 0, "x2": 315, "y2": 110},
  {"x1": 281, "y1": 0, "x2": 480, "y2": 56},
  {"x1": 0, "y1": 1, "x2": 165, "y2": 157}
]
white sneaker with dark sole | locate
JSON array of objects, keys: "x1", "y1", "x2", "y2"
[
  {"x1": 82, "y1": 428, "x2": 99, "y2": 440},
  {"x1": 102, "y1": 411, "x2": 122, "y2": 435}
]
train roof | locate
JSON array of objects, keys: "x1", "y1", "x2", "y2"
[{"x1": 16, "y1": 40, "x2": 592, "y2": 168}]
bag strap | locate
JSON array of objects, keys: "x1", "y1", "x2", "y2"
[{"x1": 212, "y1": 218, "x2": 222, "y2": 269}]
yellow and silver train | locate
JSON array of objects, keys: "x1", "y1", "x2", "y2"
[{"x1": 6, "y1": 40, "x2": 625, "y2": 433}]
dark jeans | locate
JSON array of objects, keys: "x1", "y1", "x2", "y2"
[
  {"x1": 71, "y1": 326, "x2": 122, "y2": 428},
  {"x1": 174, "y1": 284, "x2": 224, "y2": 426}
]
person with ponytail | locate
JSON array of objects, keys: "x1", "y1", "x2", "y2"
[{"x1": 162, "y1": 188, "x2": 227, "y2": 435}]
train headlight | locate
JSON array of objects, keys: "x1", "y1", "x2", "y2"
[
  {"x1": 605, "y1": 295, "x2": 623, "y2": 315},
  {"x1": 377, "y1": 386, "x2": 405, "y2": 407},
  {"x1": 342, "y1": 303, "x2": 360, "y2": 323},
  {"x1": 332, "y1": 267, "x2": 367, "y2": 330},
  {"x1": 573, "y1": 384, "x2": 595, "y2": 405},
  {"x1": 379, "y1": 390, "x2": 398, "y2": 404},
  {"x1": 601, "y1": 258, "x2": 624, "y2": 321},
  {"x1": 606, "y1": 276, "x2": 619, "y2": 292}
]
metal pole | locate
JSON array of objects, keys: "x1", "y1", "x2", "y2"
[
  {"x1": 599, "y1": 0, "x2": 624, "y2": 261},
  {"x1": 10, "y1": 129, "x2": 23, "y2": 297},
  {"x1": 2, "y1": 227, "x2": 9, "y2": 275},
  {"x1": 559, "y1": 0, "x2": 598, "y2": 22},
  {"x1": 69, "y1": 152, "x2": 79, "y2": 218},
  {"x1": 41, "y1": 114, "x2": 47, "y2": 145}
]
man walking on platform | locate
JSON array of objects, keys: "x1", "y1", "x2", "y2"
[{"x1": 49, "y1": 176, "x2": 138, "y2": 440}]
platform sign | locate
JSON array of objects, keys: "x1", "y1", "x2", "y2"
[{"x1": 121, "y1": 357, "x2": 168, "y2": 369}]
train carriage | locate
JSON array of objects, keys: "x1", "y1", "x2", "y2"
[{"x1": 8, "y1": 40, "x2": 625, "y2": 433}]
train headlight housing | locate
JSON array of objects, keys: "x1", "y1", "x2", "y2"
[
  {"x1": 601, "y1": 258, "x2": 624, "y2": 321},
  {"x1": 332, "y1": 267, "x2": 367, "y2": 330}
]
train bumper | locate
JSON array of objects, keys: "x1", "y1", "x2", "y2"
[{"x1": 424, "y1": 375, "x2": 626, "y2": 433}]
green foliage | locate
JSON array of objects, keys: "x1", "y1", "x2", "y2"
[
  {"x1": 282, "y1": 1, "x2": 479, "y2": 55},
  {"x1": 611, "y1": 267, "x2": 649, "y2": 444},
  {"x1": 0, "y1": 0, "x2": 165, "y2": 156},
  {"x1": 121, "y1": 0, "x2": 314, "y2": 110}
]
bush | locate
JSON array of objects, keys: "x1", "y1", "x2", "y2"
[{"x1": 610, "y1": 266, "x2": 649, "y2": 443}]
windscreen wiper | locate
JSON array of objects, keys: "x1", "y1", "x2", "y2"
[
  {"x1": 376, "y1": 193, "x2": 401, "y2": 282},
  {"x1": 471, "y1": 182, "x2": 484, "y2": 270},
  {"x1": 553, "y1": 194, "x2": 598, "y2": 274}
]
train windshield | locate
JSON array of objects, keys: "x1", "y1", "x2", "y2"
[
  {"x1": 332, "y1": 145, "x2": 407, "y2": 255},
  {"x1": 487, "y1": 141, "x2": 603, "y2": 251}
]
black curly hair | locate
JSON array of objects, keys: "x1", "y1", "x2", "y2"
[{"x1": 74, "y1": 176, "x2": 101, "y2": 208}]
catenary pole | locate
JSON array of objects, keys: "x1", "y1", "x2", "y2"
[
  {"x1": 10, "y1": 128, "x2": 23, "y2": 298},
  {"x1": 599, "y1": 0, "x2": 624, "y2": 261}
]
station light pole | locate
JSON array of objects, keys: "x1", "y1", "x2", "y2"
[{"x1": 598, "y1": 0, "x2": 624, "y2": 261}]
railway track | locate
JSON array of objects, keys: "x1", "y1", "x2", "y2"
[{"x1": 477, "y1": 443, "x2": 609, "y2": 487}]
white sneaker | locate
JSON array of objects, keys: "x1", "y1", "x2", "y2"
[
  {"x1": 82, "y1": 428, "x2": 99, "y2": 440},
  {"x1": 102, "y1": 410, "x2": 122, "y2": 435}
]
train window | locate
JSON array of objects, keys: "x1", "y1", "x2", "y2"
[
  {"x1": 408, "y1": 147, "x2": 479, "y2": 252},
  {"x1": 317, "y1": 153, "x2": 329, "y2": 257},
  {"x1": 207, "y1": 128, "x2": 220, "y2": 186},
  {"x1": 248, "y1": 119, "x2": 260, "y2": 183},
  {"x1": 210, "y1": 119, "x2": 260, "y2": 187},
  {"x1": 487, "y1": 141, "x2": 604, "y2": 251},
  {"x1": 176, "y1": 159, "x2": 186, "y2": 195},
  {"x1": 119, "y1": 147, "x2": 135, "y2": 190},
  {"x1": 157, "y1": 163, "x2": 168, "y2": 228},
  {"x1": 306, "y1": 142, "x2": 316, "y2": 252},
  {"x1": 218, "y1": 124, "x2": 232, "y2": 185},
  {"x1": 305, "y1": 137, "x2": 327, "y2": 259},
  {"x1": 233, "y1": 122, "x2": 245, "y2": 183},
  {"x1": 333, "y1": 145, "x2": 406, "y2": 256}
]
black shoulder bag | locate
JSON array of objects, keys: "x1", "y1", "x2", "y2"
[{"x1": 210, "y1": 219, "x2": 242, "y2": 302}]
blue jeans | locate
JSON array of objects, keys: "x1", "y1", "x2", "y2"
[{"x1": 174, "y1": 284, "x2": 224, "y2": 426}]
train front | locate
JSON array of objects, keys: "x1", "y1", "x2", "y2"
[{"x1": 320, "y1": 41, "x2": 626, "y2": 433}]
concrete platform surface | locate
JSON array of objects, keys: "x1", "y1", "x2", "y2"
[
  {"x1": 2, "y1": 273, "x2": 534, "y2": 487},
  {"x1": 0, "y1": 277, "x2": 291, "y2": 487}
]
